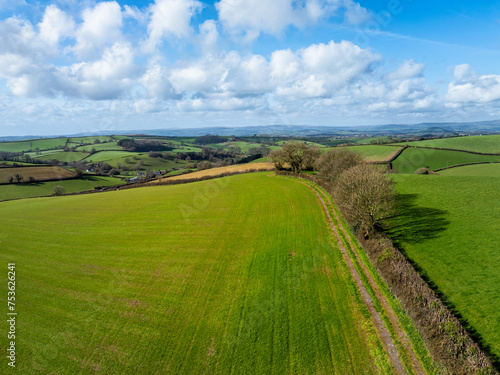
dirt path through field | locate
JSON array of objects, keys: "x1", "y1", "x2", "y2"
[{"x1": 288, "y1": 177, "x2": 426, "y2": 375}]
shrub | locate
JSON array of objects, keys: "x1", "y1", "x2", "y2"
[
  {"x1": 52, "y1": 185, "x2": 65, "y2": 196},
  {"x1": 414, "y1": 167, "x2": 430, "y2": 174}
]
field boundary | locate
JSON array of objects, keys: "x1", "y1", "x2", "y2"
[
  {"x1": 274, "y1": 170, "x2": 498, "y2": 374},
  {"x1": 407, "y1": 145, "x2": 500, "y2": 156},
  {"x1": 433, "y1": 161, "x2": 500, "y2": 172}
]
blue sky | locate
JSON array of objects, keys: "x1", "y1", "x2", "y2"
[{"x1": 1, "y1": 0, "x2": 500, "y2": 136}]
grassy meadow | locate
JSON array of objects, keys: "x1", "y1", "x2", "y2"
[
  {"x1": 341, "y1": 145, "x2": 402, "y2": 162},
  {"x1": 391, "y1": 148, "x2": 500, "y2": 173},
  {"x1": 0, "y1": 176, "x2": 123, "y2": 201},
  {"x1": 387, "y1": 174, "x2": 500, "y2": 360},
  {"x1": 0, "y1": 173, "x2": 392, "y2": 374},
  {"x1": 439, "y1": 163, "x2": 500, "y2": 176},
  {"x1": 405, "y1": 135, "x2": 500, "y2": 154}
]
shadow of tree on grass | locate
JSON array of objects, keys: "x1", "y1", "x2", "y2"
[{"x1": 382, "y1": 193, "x2": 450, "y2": 247}]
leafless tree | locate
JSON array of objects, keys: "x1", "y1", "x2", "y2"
[
  {"x1": 333, "y1": 164, "x2": 395, "y2": 237},
  {"x1": 315, "y1": 148, "x2": 363, "y2": 185}
]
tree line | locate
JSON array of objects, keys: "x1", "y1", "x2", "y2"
[
  {"x1": 270, "y1": 141, "x2": 497, "y2": 374},
  {"x1": 270, "y1": 142, "x2": 395, "y2": 237}
]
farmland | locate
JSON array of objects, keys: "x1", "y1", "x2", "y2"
[
  {"x1": 391, "y1": 147, "x2": 500, "y2": 173},
  {"x1": 157, "y1": 162, "x2": 274, "y2": 181},
  {"x1": 386, "y1": 174, "x2": 500, "y2": 361},
  {"x1": 439, "y1": 163, "x2": 500, "y2": 176},
  {"x1": 0, "y1": 176, "x2": 123, "y2": 201},
  {"x1": 0, "y1": 173, "x2": 407, "y2": 374},
  {"x1": 403, "y1": 135, "x2": 500, "y2": 154},
  {"x1": 33, "y1": 151, "x2": 89, "y2": 163},
  {"x1": 0, "y1": 166, "x2": 75, "y2": 182},
  {"x1": 342, "y1": 145, "x2": 403, "y2": 162}
]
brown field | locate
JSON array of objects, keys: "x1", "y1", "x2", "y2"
[
  {"x1": 154, "y1": 162, "x2": 274, "y2": 183},
  {"x1": 0, "y1": 166, "x2": 75, "y2": 183}
]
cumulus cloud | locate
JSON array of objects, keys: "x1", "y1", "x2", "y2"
[
  {"x1": 447, "y1": 64, "x2": 500, "y2": 104},
  {"x1": 74, "y1": 1, "x2": 123, "y2": 57},
  {"x1": 144, "y1": 0, "x2": 202, "y2": 51},
  {"x1": 38, "y1": 5, "x2": 75, "y2": 47},
  {"x1": 216, "y1": 0, "x2": 371, "y2": 40}
]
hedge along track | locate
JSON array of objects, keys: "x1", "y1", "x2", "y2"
[{"x1": 279, "y1": 175, "x2": 430, "y2": 375}]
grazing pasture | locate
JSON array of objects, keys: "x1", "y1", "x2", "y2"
[
  {"x1": 338, "y1": 145, "x2": 403, "y2": 162},
  {"x1": 387, "y1": 174, "x2": 500, "y2": 360},
  {"x1": 0, "y1": 176, "x2": 123, "y2": 201},
  {"x1": 403, "y1": 135, "x2": 500, "y2": 154},
  {"x1": 0, "y1": 173, "x2": 392, "y2": 374},
  {"x1": 33, "y1": 151, "x2": 88, "y2": 163},
  {"x1": 391, "y1": 148, "x2": 500, "y2": 173},
  {"x1": 0, "y1": 141, "x2": 33, "y2": 152},
  {"x1": 74, "y1": 142, "x2": 122, "y2": 152},
  {"x1": 438, "y1": 162, "x2": 500, "y2": 176}
]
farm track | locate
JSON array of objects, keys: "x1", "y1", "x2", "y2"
[{"x1": 282, "y1": 176, "x2": 427, "y2": 375}]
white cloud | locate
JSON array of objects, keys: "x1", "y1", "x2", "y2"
[
  {"x1": 74, "y1": 1, "x2": 123, "y2": 57},
  {"x1": 447, "y1": 64, "x2": 500, "y2": 104},
  {"x1": 144, "y1": 0, "x2": 202, "y2": 51},
  {"x1": 198, "y1": 19, "x2": 218, "y2": 53},
  {"x1": 386, "y1": 60, "x2": 425, "y2": 81},
  {"x1": 38, "y1": 5, "x2": 75, "y2": 47},
  {"x1": 216, "y1": 0, "x2": 370, "y2": 40}
]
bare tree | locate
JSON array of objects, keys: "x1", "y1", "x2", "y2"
[
  {"x1": 302, "y1": 148, "x2": 321, "y2": 171},
  {"x1": 333, "y1": 164, "x2": 395, "y2": 237},
  {"x1": 269, "y1": 149, "x2": 288, "y2": 170},
  {"x1": 14, "y1": 174, "x2": 23, "y2": 183},
  {"x1": 315, "y1": 148, "x2": 363, "y2": 184}
]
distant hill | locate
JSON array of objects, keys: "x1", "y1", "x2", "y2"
[{"x1": 3, "y1": 119, "x2": 500, "y2": 140}]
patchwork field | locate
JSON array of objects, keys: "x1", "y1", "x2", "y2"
[
  {"x1": 387, "y1": 174, "x2": 500, "y2": 360},
  {"x1": 0, "y1": 166, "x2": 75, "y2": 183},
  {"x1": 0, "y1": 173, "x2": 395, "y2": 374},
  {"x1": 0, "y1": 176, "x2": 123, "y2": 201},
  {"x1": 404, "y1": 135, "x2": 500, "y2": 154},
  {"x1": 391, "y1": 148, "x2": 500, "y2": 173}
]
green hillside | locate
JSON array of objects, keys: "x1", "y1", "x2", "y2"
[
  {"x1": 392, "y1": 148, "x2": 500, "y2": 173},
  {"x1": 387, "y1": 174, "x2": 500, "y2": 360},
  {"x1": 0, "y1": 173, "x2": 391, "y2": 374},
  {"x1": 405, "y1": 135, "x2": 500, "y2": 154}
]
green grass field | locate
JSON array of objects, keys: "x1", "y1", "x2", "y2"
[
  {"x1": 0, "y1": 176, "x2": 123, "y2": 201},
  {"x1": 33, "y1": 151, "x2": 89, "y2": 163},
  {"x1": 84, "y1": 150, "x2": 137, "y2": 162},
  {"x1": 386, "y1": 174, "x2": 500, "y2": 360},
  {"x1": 404, "y1": 135, "x2": 500, "y2": 154},
  {"x1": 334, "y1": 145, "x2": 402, "y2": 162},
  {"x1": 391, "y1": 148, "x2": 500, "y2": 173},
  {"x1": 0, "y1": 141, "x2": 33, "y2": 152},
  {"x1": 68, "y1": 136, "x2": 118, "y2": 145},
  {"x1": 74, "y1": 142, "x2": 122, "y2": 152},
  {"x1": 439, "y1": 163, "x2": 500, "y2": 176},
  {"x1": 0, "y1": 173, "x2": 392, "y2": 374}
]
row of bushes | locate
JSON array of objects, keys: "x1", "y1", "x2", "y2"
[{"x1": 275, "y1": 168, "x2": 497, "y2": 374}]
